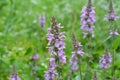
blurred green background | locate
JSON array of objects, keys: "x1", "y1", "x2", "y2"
[{"x1": 0, "y1": 0, "x2": 120, "y2": 80}]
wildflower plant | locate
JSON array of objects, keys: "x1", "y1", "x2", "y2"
[
  {"x1": 80, "y1": 0, "x2": 96, "y2": 79},
  {"x1": 107, "y1": 0, "x2": 119, "y2": 36},
  {"x1": 45, "y1": 16, "x2": 66, "y2": 80},
  {"x1": 30, "y1": 53, "x2": 39, "y2": 80},
  {"x1": 81, "y1": 0, "x2": 96, "y2": 38},
  {"x1": 9, "y1": 65, "x2": 21, "y2": 80},
  {"x1": 45, "y1": 58, "x2": 56, "y2": 80},
  {"x1": 69, "y1": 33, "x2": 84, "y2": 79},
  {"x1": 106, "y1": 0, "x2": 119, "y2": 78},
  {"x1": 99, "y1": 51, "x2": 112, "y2": 69},
  {"x1": 39, "y1": 13, "x2": 46, "y2": 28}
]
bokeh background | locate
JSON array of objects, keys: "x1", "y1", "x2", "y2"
[{"x1": 0, "y1": 0, "x2": 120, "y2": 80}]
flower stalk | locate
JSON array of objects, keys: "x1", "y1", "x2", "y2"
[
  {"x1": 45, "y1": 16, "x2": 66, "y2": 80},
  {"x1": 107, "y1": 0, "x2": 119, "y2": 77}
]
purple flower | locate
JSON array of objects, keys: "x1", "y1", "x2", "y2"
[
  {"x1": 72, "y1": 34, "x2": 84, "y2": 56},
  {"x1": 110, "y1": 30, "x2": 119, "y2": 35},
  {"x1": 39, "y1": 13, "x2": 46, "y2": 27},
  {"x1": 9, "y1": 66, "x2": 21, "y2": 80},
  {"x1": 9, "y1": 75, "x2": 21, "y2": 80},
  {"x1": 106, "y1": 0, "x2": 119, "y2": 21},
  {"x1": 77, "y1": 49, "x2": 84, "y2": 56},
  {"x1": 70, "y1": 52, "x2": 78, "y2": 73},
  {"x1": 55, "y1": 40, "x2": 65, "y2": 50},
  {"x1": 58, "y1": 55, "x2": 66, "y2": 63},
  {"x1": 57, "y1": 50, "x2": 66, "y2": 63},
  {"x1": 47, "y1": 33, "x2": 54, "y2": 45},
  {"x1": 46, "y1": 17, "x2": 66, "y2": 63},
  {"x1": 50, "y1": 58, "x2": 56, "y2": 68},
  {"x1": 30, "y1": 53, "x2": 39, "y2": 60},
  {"x1": 81, "y1": 0, "x2": 96, "y2": 38},
  {"x1": 69, "y1": 33, "x2": 84, "y2": 73},
  {"x1": 45, "y1": 68, "x2": 55, "y2": 80},
  {"x1": 106, "y1": 12, "x2": 119, "y2": 21},
  {"x1": 45, "y1": 58, "x2": 56, "y2": 80},
  {"x1": 56, "y1": 23, "x2": 63, "y2": 29},
  {"x1": 30, "y1": 53, "x2": 39, "y2": 79},
  {"x1": 99, "y1": 52, "x2": 112, "y2": 68},
  {"x1": 45, "y1": 17, "x2": 66, "y2": 79}
]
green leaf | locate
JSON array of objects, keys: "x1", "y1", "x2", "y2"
[
  {"x1": 74, "y1": 75, "x2": 81, "y2": 80},
  {"x1": 112, "y1": 37, "x2": 120, "y2": 50},
  {"x1": 24, "y1": 47, "x2": 32, "y2": 55}
]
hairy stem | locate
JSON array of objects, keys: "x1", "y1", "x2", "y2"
[{"x1": 110, "y1": 21, "x2": 115, "y2": 77}]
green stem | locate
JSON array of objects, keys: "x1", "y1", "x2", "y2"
[
  {"x1": 103, "y1": 69, "x2": 107, "y2": 80},
  {"x1": 110, "y1": 21, "x2": 115, "y2": 77},
  {"x1": 79, "y1": 59, "x2": 83, "y2": 80},
  {"x1": 84, "y1": 36, "x2": 92, "y2": 80}
]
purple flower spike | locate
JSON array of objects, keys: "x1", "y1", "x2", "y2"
[
  {"x1": 110, "y1": 30, "x2": 119, "y2": 35},
  {"x1": 46, "y1": 16, "x2": 66, "y2": 63},
  {"x1": 9, "y1": 75, "x2": 21, "y2": 80},
  {"x1": 30, "y1": 53, "x2": 39, "y2": 60},
  {"x1": 99, "y1": 51, "x2": 112, "y2": 68},
  {"x1": 45, "y1": 68, "x2": 55, "y2": 80},
  {"x1": 81, "y1": 0, "x2": 96, "y2": 38},
  {"x1": 39, "y1": 13, "x2": 46, "y2": 27},
  {"x1": 45, "y1": 58, "x2": 56, "y2": 80},
  {"x1": 77, "y1": 49, "x2": 84, "y2": 56},
  {"x1": 50, "y1": 58, "x2": 56, "y2": 68},
  {"x1": 47, "y1": 33, "x2": 54, "y2": 45},
  {"x1": 70, "y1": 52, "x2": 78, "y2": 73},
  {"x1": 72, "y1": 33, "x2": 84, "y2": 56},
  {"x1": 106, "y1": 0, "x2": 119, "y2": 21},
  {"x1": 45, "y1": 17, "x2": 66, "y2": 79},
  {"x1": 9, "y1": 66, "x2": 21, "y2": 80},
  {"x1": 107, "y1": 12, "x2": 119, "y2": 21},
  {"x1": 69, "y1": 33, "x2": 84, "y2": 73}
]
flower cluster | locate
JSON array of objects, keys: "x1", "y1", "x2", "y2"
[
  {"x1": 110, "y1": 29, "x2": 119, "y2": 35},
  {"x1": 70, "y1": 52, "x2": 78, "y2": 73},
  {"x1": 106, "y1": 0, "x2": 119, "y2": 21},
  {"x1": 47, "y1": 17, "x2": 66, "y2": 63},
  {"x1": 39, "y1": 13, "x2": 46, "y2": 27},
  {"x1": 30, "y1": 53, "x2": 39, "y2": 61},
  {"x1": 69, "y1": 34, "x2": 84, "y2": 73},
  {"x1": 45, "y1": 58, "x2": 56, "y2": 80},
  {"x1": 99, "y1": 52, "x2": 112, "y2": 68},
  {"x1": 107, "y1": 12, "x2": 119, "y2": 21},
  {"x1": 72, "y1": 34, "x2": 84, "y2": 56},
  {"x1": 81, "y1": 0, "x2": 96, "y2": 38},
  {"x1": 9, "y1": 73, "x2": 21, "y2": 80},
  {"x1": 30, "y1": 53, "x2": 39, "y2": 80},
  {"x1": 9, "y1": 66, "x2": 21, "y2": 80}
]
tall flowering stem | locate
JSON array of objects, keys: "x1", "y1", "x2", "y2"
[
  {"x1": 45, "y1": 58, "x2": 56, "y2": 80},
  {"x1": 69, "y1": 33, "x2": 84, "y2": 79},
  {"x1": 92, "y1": 71, "x2": 98, "y2": 80},
  {"x1": 81, "y1": 0, "x2": 95, "y2": 38},
  {"x1": 30, "y1": 53, "x2": 39, "y2": 80},
  {"x1": 99, "y1": 50, "x2": 112, "y2": 69},
  {"x1": 9, "y1": 65, "x2": 21, "y2": 80},
  {"x1": 106, "y1": 0, "x2": 119, "y2": 77},
  {"x1": 81, "y1": 0, "x2": 95, "y2": 79},
  {"x1": 39, "y1": 13, "x2": 46, "y2": 28},
  {"x1": 99, "y1": 49, "x2": 112, "y2": 79},
  {"x1": 45, "y1": 16, "x2": 66, "y2": 80}
]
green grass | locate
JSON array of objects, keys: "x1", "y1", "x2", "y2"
[{"x1": 0, "y1": 0, "x2": 120, "y2": 80}]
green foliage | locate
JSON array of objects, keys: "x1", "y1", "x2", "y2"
[{"x1": 0, "y1": 0, "x2": 120, "y2": 80}]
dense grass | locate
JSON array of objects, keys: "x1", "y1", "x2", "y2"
[{"x1": 0, "y1": 0, "x2": 120, "y2": 80}]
